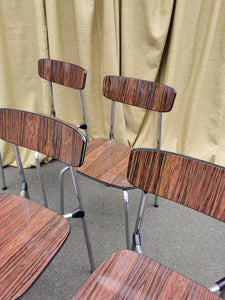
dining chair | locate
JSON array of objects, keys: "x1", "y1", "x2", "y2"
[
  {"x1": 0, "y1": 193, "x2": 70, "y2": 300},
  {"x1": 0, "y1": 108, "x2": 95, "y2": 273},
  {"x1": 36, "y1": 58, "x2": 89, "y2": 207},
  {"x1": 66, "y1": 76, "x2": 176, "y2": 249},
  {"x1": 72, "y1": 149, "x2": 225, "y2": 299}
]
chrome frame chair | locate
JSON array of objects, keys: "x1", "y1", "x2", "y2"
[
  {"x1": 62, "y1": 76, "x2": 176, "y2": 249},
  {"x1": 36, "y1": 58, "x2": 89, "y2": 208},
  {"x1": 0, "y1": 108, "x2": 95, "y2": 272},
  {"x1": 72, "y1": 148, "x2": 225, "y2": 299}
]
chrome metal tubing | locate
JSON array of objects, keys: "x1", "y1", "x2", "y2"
[
  {"x1": 0, "y1": 154, "x2": 6, "y2": 190},
  {"x1": 59, "y1": 165, "x2": 70, "y2": 215},
  {"x1": 12, "y1": 144, "x2": 30, "y2": 199},
  {"x1": 123, "y1": 190, "x2": 130, "y2": 249},
  {"x1": 34, "y1": 151, "x2": 48, "y2": 208},
  {"x1": 79, "y1": 90, "x2": 89, "y2": 141},
  {"x1": 110, "y1": 100, "x2": 115, "y2": 140},
  {"x1": 70, "y1": 166, "x2": 95, "y2": 272},
  {"x1": 157, "y1": 111, "x2": 162, "y2": 149},
  {"x1": 47, "y1": 80, "x2": 55, "y2": 117},
  {"x1": 131, "y1": 191, "x2": 148, "y2": 252},
  {"x1": 154, "y1": 111, "x2": 162, "y2": 207},
  {"x1": 209, "y1": 284, "x2": 220, "y2": 293}
]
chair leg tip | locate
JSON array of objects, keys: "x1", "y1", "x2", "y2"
[
  {"x1": 154, "y1": 204, "x2": 159, "y2": 208},
  {"x1": 2, "y1": 187, "x2": 7, "y2": 190}
]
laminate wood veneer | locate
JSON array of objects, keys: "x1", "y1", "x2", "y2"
[
  {"x1": 103, "y1": 75, "x2": 176, "y2": 112},
  {"x1": 38, "y1": 59, "x2": 86, "y2": 90},
  {"x1": 0, "y1": 108, "x2": 86, "y2": 167},
  {"x1": 77, "y1": 76, "x2": 176, "y2": 189},
  {"x1": 128, "y1": 149, "x2": 225, "y2": 222},
  {"x1": 73, "y1": 250, "x2": 220, "y2": 300},
  {"x1": 0, "y1": 193, "x2": 70, "y2": 299},
  {"x1": 73, "y1": 149, "x2": 225, "y2": 299},
  {"x1": 77, "y1": 138, "x2": 133, "y2": 189}
]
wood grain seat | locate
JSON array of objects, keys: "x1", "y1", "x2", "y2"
[
  {"x1": 77, "y1": 138, "x2": 133, "y2": 189},
  {"x1": 0, "y1": 193, "x2": 70, "y2": 300},
  {"x1": 72, "y1": 149, "x2": 225, "y2": 299},
  {"x1": 73, "y1": 250, "x2": 220, "y2": 300}
]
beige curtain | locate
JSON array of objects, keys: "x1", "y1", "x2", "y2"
[{"x1": 0, "y1": 0, "x2": 224, "y2": 167}]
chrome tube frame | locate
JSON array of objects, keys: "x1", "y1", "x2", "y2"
[
  {"x1": 47, "y1": 80, "x2": 55, "y2": 117},
  {"x1": 34, "y1": 151, "x2": 48, "y2": 208},
  {"x1": 69, "y1": 166, "x2": 95, "y2": 272},
  {"x1": 12, "y1": 144, "x2": 30, "y2": 199},
  {"x1": 110, "y1": 100, "x2": 115, "y2": 140},
  {"x1": 154, "y1": 111, "x2": 162, "y2": 207},
  {"x1": 79, "y1": 90, "x2": 89, "y2": 141},
  {"x1": 131, "y1": 191, "x2": 148, "y2": 254},
  {"x1": 59, "y1": 165, "x2": 70, "y2": 215},
  {"x1": 0, "y1": 154, "x2": 6, "y2": 190},
  {"x1": 123, "y1": 190, "x2": 130, "y2": 249}
]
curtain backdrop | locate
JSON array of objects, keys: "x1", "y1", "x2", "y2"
[{"x1": 0, "y1": 0, "x2": 224, "y2": 167}]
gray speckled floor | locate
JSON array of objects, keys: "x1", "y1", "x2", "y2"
[{"x1": 2, "y1": 159, "x2": 225, "y2": 299}]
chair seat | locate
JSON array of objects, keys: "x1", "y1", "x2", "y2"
[
  {"x1": 73, "y1": 250, "x2": 221, "y2": 300},
  {"x1": 0, "y1": 193, "x2": 70, "y2": 300},
  {"x1": 77, "y1": 138, "x2": 134, "y2": 189}
]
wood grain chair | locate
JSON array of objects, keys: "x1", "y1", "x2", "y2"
[
  {"x1": 72, "y1": 149, "x2": 225, "y2": 299},
  {"x1": 0, "y1": 108, "x2": 95, "y2": 272},
  {"x1": 72, "y1": 76, "x2": 176, "y2": 249},
  {"x1": 36, "y1": 58, "x2": 89, "y2": 207},
  {"x1": 0, "y1": 193, "x2": 70, "y2": 300}
]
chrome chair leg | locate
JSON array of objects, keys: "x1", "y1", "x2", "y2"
[
  {"x1": 0, "y1": 154, "x2": 6, "y2": 190},
  {"x1": 34, "y1": 151, "x2": 48, "y2": 208},
  {"x1": 12, "y1": 144, "x2": 30, "y2": 199},
  {"x1": 131, "y1": 191, "x2": 148, "y2": 254},
  {"x1": 68, "y1": 166, "x2": 95, "y2": 272},
  {"x1": 59, "y1": 165, "x2": 70, "y2": 215},
  {"x1": 123, "y1": 190, "x2": 130, "y2": 249}
]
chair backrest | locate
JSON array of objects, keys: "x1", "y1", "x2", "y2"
[
  {"x1": 38, "y1": 58, "x2": 89, "y2": 140},
  {"x1": 128, "y1": 149, "x2": 225, "y2": 222},
  {"x1": 0, "y1": 108, "x2": 86, "y2": 167},
  {"x1": 38, "y1": 59, "x2": 86, "y2": 90},
  {"x1": 103, "y1": 76, "x2": 176, "y2": 112},
  {"x1": 102, "y1": 75, "x2": 176, "y2": 145}
]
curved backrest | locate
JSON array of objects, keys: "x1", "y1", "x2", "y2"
[
  {"x1": 0, "y1": 109, "x2": 86, "y2": 167},
  {"x1": 128, "y1": 149, "x2": 225, "y2": 222},
  {"x1": 38, "y1": 59, "x2": 87, "y2": 90},
  {"x1": 103, "y1": 76, "x2": 176, "y2": 112}
]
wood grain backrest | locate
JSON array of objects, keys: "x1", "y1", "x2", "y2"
[
  {"x1": 103, "y1": 76, "x2": 176, "y2": 112},
  {"x1": 128, "y1": 149, "x2": 225, "y2": 222},
  {"x1": 0, "y1": 109, "x2": 86, "y2": 167},
  {"x1": 38, "y1": 59, "x2": 87, "y2": 90}
]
